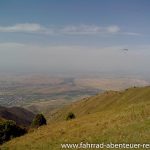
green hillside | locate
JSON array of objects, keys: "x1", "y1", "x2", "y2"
[{"x1": 1, "y1": 86, "x2": 150, "y2": 150}]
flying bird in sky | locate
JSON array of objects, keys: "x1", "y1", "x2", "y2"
[
  {"x1": 121, "y1": 48, "x2": 129, "y2": 52},
  {"x1": 122, "y1": 48, "x2": 128, "y2": 51}
]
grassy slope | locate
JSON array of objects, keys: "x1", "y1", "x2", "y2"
[{"x1": 1, "y1": 86, "x2": 150, "y2": 150}]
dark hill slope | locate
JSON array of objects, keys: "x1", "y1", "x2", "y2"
[{"x1": 0, "y1": 106, "x2": 35, "y2": 127}]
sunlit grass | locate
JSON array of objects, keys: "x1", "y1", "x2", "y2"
[{"x1": 1, "y1": 86, "x2": 150, "y2": 150}]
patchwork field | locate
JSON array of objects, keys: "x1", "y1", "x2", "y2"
[{"x1": 0, "y1": 74, "x2": 149, "y2": 113}]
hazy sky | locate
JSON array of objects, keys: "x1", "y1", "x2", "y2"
[{"x1": 0, "y1": 0, "x2": 150, "y2": 76}]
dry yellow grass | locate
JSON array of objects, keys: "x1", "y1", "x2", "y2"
[{"x1": 1, "y1": 86, "x2": 150, "y2": 150}]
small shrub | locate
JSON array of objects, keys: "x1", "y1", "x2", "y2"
[
  {"x1": 66, "y1": 112, "x2": 76, "y2": 120},
  {"x1": 31, "y1": 114, "x2": 47, "y2": 128}
]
